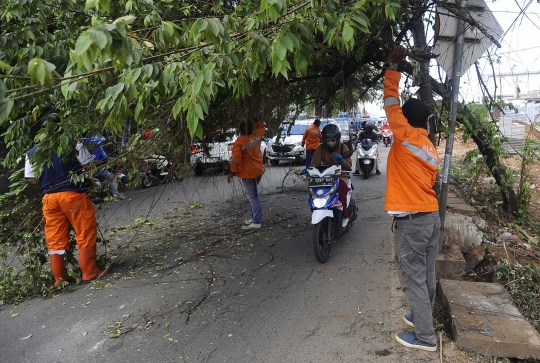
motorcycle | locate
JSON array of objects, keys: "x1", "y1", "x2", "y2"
[
  {"x1": 356, "y1": 139, "x2": 379, "y2": 179},
  {"x1": 308, "y1": 150, "x2": 357, "y2": 263},
  {"x1": 382, "y1": 129, "x2": 393, "y2": 147},
  {"x1": 140, "y1": 155, "x2": 172, "y2": 188}
]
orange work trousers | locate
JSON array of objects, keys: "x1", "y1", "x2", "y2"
[{"x1": 42, "y1": 191, "x2": 97, "y2": 251}]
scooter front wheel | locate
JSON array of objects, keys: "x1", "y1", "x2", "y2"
[
  {"x1": 313, "y1": 217, "x2": 332, "y2": 263},
  {"x1": 141, "y1": 175, "x2": 153, "y2": 188}
]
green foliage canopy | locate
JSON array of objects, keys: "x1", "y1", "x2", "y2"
[{"x1": 0, "y1": 0, "x2": 403, "y2": 170}]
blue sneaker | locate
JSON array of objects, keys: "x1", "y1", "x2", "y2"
[
  {"x1": 402, "y1": 313, "x2": 414, "y2": 327},
  {"x1": 395, "y1": 331, "x2": 437, "y2": 352},
  {"x1": 300, "y1": 168, "x2": 308, "y2": 175}
]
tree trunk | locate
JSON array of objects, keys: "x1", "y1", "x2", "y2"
[
  {"x1": 399, "y1": 59, "x2": 517, "y2": 213},
  {"x1": 411, "y1": 15, "x2": 438, "y2": 147}
]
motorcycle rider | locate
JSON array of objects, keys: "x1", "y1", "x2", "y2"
[
  {"x1": 300, "y1": 118, "x2": 322, "y2": 175},
  {"x1": 310, "y1": 124, "x2": 352, "y2": 227},
  {"x1": 381, "y1": 123, "x2": 393, "y2": 145},
  {"x1": 355, "y1": 120, "x2": 381, "y2": 175}
]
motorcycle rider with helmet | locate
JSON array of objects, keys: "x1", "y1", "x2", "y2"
[
  {"x1": 355, "y1": 120, "x2": 381, "y2": 175},
  {"x1": 310, "y1": 124, "x2": 353, "y2": 227}
]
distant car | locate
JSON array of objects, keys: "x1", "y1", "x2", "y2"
[
  {"x1": 191, "y1": 129, "x2": 267, "y2": 175},
  {"x1": 333, "y1": 118, "x2": 356, "y2": 150},
  {"x1": 267, "y1": 120, "x2": 314, "y2": 165}
]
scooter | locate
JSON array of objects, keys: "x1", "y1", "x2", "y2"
[
  {"x1": 308, "y1": 150, "x2": 357, "y2": 263},
  {"x1": 140, "y1": 155, "x2": 171, "y2": 188},
  {"x1": 382, "y1": 129, "x2": 393, "y2": 147},
  {"x1": 356, "y1": 139, "x2": 379, "y2": 179}
]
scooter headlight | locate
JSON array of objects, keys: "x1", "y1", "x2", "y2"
[
  {"x1": 309, "y1": 183, "x2": 337, "y2": 200},
  {"x1": 313, "y1": 195, "x2": 330, "y2": 208}
]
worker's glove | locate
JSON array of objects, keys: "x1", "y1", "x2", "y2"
[{"x1": 333, "y1": 154, "x2": 344, "y2": 164}]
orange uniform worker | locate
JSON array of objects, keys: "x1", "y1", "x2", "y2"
[
  {"x1": 301, "y1": 118, "x2": 322, "y2": 173},
  {"x1": 25, "y1": 142, "x2": 109, "y2": 287},
  {"x1": 383, "y1": 46, "x2": 441, "y2": 352},
  {"x1": 227, "y1": 119, "x2": 266, "y2": 229}
]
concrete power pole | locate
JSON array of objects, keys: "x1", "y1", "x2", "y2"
[{"x1": 438, "y1": 1, "x2": 468, "y2": 245}]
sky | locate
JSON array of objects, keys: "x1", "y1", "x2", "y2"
[
  {"x1": 360, "y1": 0, "x2": 540, "y2": 117},
  {"x1": 462, "y1": 0, "x2": 540, "y2": 103}
]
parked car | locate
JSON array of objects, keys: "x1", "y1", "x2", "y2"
[
  {"x1": 191, "y1": 129, "x2": 267, "y2": 176},
  {"x1": 267, "y1": 120, "x2": 312, "y2": 165}
]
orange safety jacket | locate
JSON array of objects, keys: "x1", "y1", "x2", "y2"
[
  {"x1": 301, "y1": 123, "x2": 322, "y2": 151},
  {"x1": 230, "y1": 121, "x2": 265, "y2": 179},
  {"x1": 383, "y1": 69, "x2": 440, "y2": 212}
]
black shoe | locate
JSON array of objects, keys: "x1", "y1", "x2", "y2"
[
  {"x1": 376, "y1": 170, "x2": 381, "y2": 175},
  {"x1": 353, "y1": 170, "x2": 360, "y2": 175}
]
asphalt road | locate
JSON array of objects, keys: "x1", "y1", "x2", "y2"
[{"x1": 0, "y1": 145, "x2": 402, "y2": 363}]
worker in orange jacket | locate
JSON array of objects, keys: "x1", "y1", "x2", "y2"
[
  {"x1": 383, "y1": 46, "x2": 441, "y2": 352},
  {"x1": 301, "y1": 118, "x2": 322, "y2": 174},
  {"x1": 227, "y1": 119, "x2": 265, "y2": 229}
]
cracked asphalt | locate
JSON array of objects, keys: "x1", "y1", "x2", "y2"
[{"x1": 0, "y1": 146, "x2": 411, "y2": 363}]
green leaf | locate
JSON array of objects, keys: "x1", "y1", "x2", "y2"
[
  {"x1": 195, "y1": 123, "x2": 203, "y2": 140},
  {"x1": 342, "y1": 25, "x2": 354, "y2": 42},
  {"x1": 88, "y1": 29, "x2": 108, "y2": 49},
  {"x1": 32, "y1": 62, "x2": 46, "y2": 85},
  {"x1": 108, "y1": 83, "x2": 125, "y2": 103},
  {"x1": 207, "y1": 18, "x2": 220, "y2": 37},
  {"x1": 280, "y1": 35, "x2": 294, "y2": 52},
  {"x1": 0, "y1": 97, "x2": 14, "y2": 125},
  {"x1": 172, "y1": 98, "x2": 183, "y2": 117},
  {"x1": 354, "y1": 0, "x2": 367, "y2": 9},
  {"x1": 85, "y1": 0, "x2": 99, "y2": 11},
  {"x1": 203, "y1": 67, "x2": 212, "y2": 83},
  {"x1": 273, "y1": 42, "x2": 286, "y2": 61},
  {"x1": 134, "y1": 102, "x2": 144, "y2": 122},
  {"x1": 194, "y1": 103, "x2": 203, "y2": 120},
  {"x1": 385, "y1": 5, "x2": 395, "y2": 21},
  {"x1": 0, "y1": 60, "x2": 12, "y2": 69},
  {"x1": 198, "y1": 19, "x2": 208, "y2": 33},
  {"x1": 75, "y1": 32, "x2": 93, "y2": 55},
  {"x1": 193, "y1": 73, "x2": 204, "y2": 94},
  {"x1": 164, "y1": 22, "x2": 174, "y2": 36},
  {"x1": 187, "y1": 108, "x2": 199, "y2": 136},
  {"x1": 114, "y1": 15, "x2": 137, "y2": 25}
]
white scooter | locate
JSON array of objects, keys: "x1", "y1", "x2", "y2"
[{"x1": 356, "y1": 139, "x2": 379, "y2": 179}]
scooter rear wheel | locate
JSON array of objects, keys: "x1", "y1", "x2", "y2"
[{"x1": 313, "y1": 217, "x2": 332, "y2": 263}]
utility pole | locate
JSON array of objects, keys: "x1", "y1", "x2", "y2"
[{"x1": 438, "y1": 0, "x2": 468, "y2": 245}]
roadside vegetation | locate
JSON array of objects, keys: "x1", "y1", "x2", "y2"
[{"x1": 448, "y1": 112, "x2": 540, "y2": 334}]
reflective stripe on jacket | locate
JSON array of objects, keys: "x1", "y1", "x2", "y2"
[
  {"x1": 383, "y1": 70, "x2": 440, "y2": 212},
  {"x1": 230, "y1": 121, "x2": 265, "y2": 179},
  {"x1": 302, "y1": 123, "x2": 322, "y2": 151}
]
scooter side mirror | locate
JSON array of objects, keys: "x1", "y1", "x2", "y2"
[{"x1": 342, "y1": 150, "x2": 354, "y2": 159}]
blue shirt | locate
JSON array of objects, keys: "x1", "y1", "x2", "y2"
[{"x1": 25, "y1": 144, "x2": 94, "y2": 195}]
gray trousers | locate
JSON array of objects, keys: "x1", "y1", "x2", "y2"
[{"x1": 393, "y1": 212, "x2": 440, "y2": 345}]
